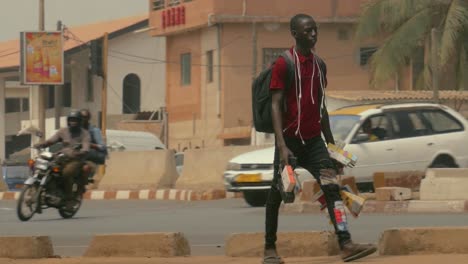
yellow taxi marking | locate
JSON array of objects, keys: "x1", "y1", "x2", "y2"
[
  {"x1": 236, "y1": 174, "x2": 262, "y2": 183},
  {"x1": 330, "y1": 104, "x2": 383, "y2": 116}
]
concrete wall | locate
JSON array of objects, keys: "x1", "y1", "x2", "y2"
[
  {"x1": 176, "y1": 145, "x2": 264, "y2": 190},
  {"x1": 98, "y1": 150, "x2": 178, "y2": 190},
  {"x1": 107, "y1": 32, "x2": 166, "y2": 115}
]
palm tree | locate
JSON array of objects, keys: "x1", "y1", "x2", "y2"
[{"x1": 355, "y1": 0, "x2": 468, "y2": 91}]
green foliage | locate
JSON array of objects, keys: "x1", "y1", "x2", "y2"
[{"x1": 355, "y1": 0, "x2": 468, "y2": 90}]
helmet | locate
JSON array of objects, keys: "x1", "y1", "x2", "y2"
[{"x1": 67, "y1": 110, "x2": 82, "y2": 124}]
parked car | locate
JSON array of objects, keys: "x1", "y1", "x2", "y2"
[{"x1": 224, "y1": 103, "x2": 468, "y2": 207}]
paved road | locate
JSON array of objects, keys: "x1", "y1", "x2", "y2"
[{"x1": 1, "y1": 199, "x2": 468, "y2": 257}]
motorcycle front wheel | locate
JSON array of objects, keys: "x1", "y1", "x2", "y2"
[
  {"x1": 58, "y1": 194, "x2": 83, "y2": 219},
  {"x1": 17, "y1": 185, "x2": 40, "y2": 221}
]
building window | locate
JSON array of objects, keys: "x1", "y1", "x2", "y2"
[
  {"x1": 87, "y1": 69, "x2": 94, "y2": 102},
  {"x1": 360, "y1": 47, "x2": 378, "y2": 66},
  {"x1": 181, "y1": 53, "x2": 191, "y2": 86},
  {"x1": 263, "y1": 48, "x2": 287, "y2": 70},
  {"x1": 206, "y1": 50, "x2": 213, "y2": 83},
  {"x1": 338, "y1": 28, "x2": 349, "y2": 40},
  {"x1": 5, "y1": 98, "x2": 21, "y2": 113},
  {"x1": 152, "y1": 0, "x2": 165, "y2": 10},
  {"x1": 62, "y1": 82, "x2": 71, "y2": 107},
  {"x1": 168, "y1": 0, "x2": 180, "y2": 6},
  {"x1": 22, "y1": 98, "x2": 29, "y2": 112},
  {"x1": 122, "y1": 73, "x2": 141, "y2": 114},
  {"x1": 47, "y1": 86, "x2": 55, "y2": 109}
]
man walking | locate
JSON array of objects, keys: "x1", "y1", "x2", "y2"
[{"x1": 263, "y1": 14, "x2": 377, "y2": 263}]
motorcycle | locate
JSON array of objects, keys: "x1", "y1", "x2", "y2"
[{"x1": 16, "y1": 145, "x2": 90, "y2": 221}]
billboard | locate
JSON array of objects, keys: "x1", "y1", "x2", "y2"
[{"x1": 20, "y1": 31, "x2": 64, "y2": 85}]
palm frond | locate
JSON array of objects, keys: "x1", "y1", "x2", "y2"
[
  {"x1": 455, "y1": 45, "x2": 468, "y2": 90},
  {"x1": 440, "y1": 0, "x2": 468, "y2": 66},
  {"x1": 369, "y1": 8, "x2": 433, "y2": 87},
  {"x1": 354, "y1": 0, "x2": 431, "y2": 43},
  {"x1": 354, "y1": 0, "x2": 388, "y2": 42}
]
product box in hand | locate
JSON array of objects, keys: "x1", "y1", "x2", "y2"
[
  {"x1": 281, "y1": 165, "x2": 296, "y2": 192},
  {"x1": 278, "y1": 165, "x2": 301, "y2": 203},
  {"x1": 327, "y1": 143, "x2": 358, "y2": 168}
]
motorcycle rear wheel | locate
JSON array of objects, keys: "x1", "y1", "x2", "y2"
[
  {"x1": 17, "y1": 185, "x2": 40, "y2": 221},
  {"x1": 58, "y1": 194, "x2": 83, "y2": 219}
]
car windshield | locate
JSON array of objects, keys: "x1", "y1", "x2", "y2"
[{"x1": 329, "y1": 115, "x2": 360, "y2": 142}]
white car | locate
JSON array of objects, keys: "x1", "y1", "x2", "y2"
[{"x1": 224, "y1": 103, "x2": 468, "y2": 207}]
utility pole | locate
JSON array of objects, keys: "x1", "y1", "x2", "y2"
[
  {"x1": 35, "y1": 0, "x2": 47, "y2": 144},
  {"x1": 101, "y1": 33, "x2": 109, "y2": 140},
  {"x1": 431, "y1": 28, "x2": 440, "y2": 103},
  {"x1": 251, "y1": 21, "x2": 257, "y2": 145},
  {"x1": 54, "y1": 20, "x2": 63, "y2": 129}
]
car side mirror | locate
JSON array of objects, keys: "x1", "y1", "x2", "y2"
[{"x1": 352, "y1": 133, "x2": 370, "y2": 144}]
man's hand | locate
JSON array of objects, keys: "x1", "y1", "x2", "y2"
[{"x1": 279, "y1": 145, "x2": 293, "y2": 166}]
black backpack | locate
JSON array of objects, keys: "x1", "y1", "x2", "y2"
[
  {"x1": 251, "y1": 50, "x2": 328, "y2": 133},
  {"x1": 252, "y1": 50, "x2": 294, "y2": 133}
]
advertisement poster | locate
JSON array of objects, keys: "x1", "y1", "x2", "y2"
[{"x1": 20, "y1": 31, "x2": 64, "y2": 85}]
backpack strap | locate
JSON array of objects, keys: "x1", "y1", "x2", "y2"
[
  {"x1": 278, "y1": 50, "x2": 295, "y2": 113},
  {"x1": 281, "y1": 50, "x2": 295, "y2": 92}
]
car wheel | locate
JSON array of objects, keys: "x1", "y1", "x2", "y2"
[{"x1": 242, "y1": 190, "x2": 268, "y2": 207}]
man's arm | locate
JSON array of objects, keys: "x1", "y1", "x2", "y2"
[
  {"x1": 81, "y1": 130, "x2": 91, "y2": 153},
  {"x1": 36, "y1": 129, "x2": 62, "y2": 148},
  {"x1": 272, "y1": 91, "x2": 292, "y2": 165},
  {"x1": 321, "y1": 108, "x2": 335, "y2": 145},
  {"x1": 90, "y1": 127, "x2": 106, "y2": 151}
]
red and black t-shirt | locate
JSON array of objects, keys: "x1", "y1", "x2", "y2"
[{"x1": 269, "y1": 48, "x2": 323, "y2": 139}]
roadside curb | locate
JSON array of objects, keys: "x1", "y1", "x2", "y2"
[
  {"x1": 0, "y1": 189, "x2": 243, "y2": 201},
  {"x1": 281, "y1": 200, "x2": 468, "y2": 214}
]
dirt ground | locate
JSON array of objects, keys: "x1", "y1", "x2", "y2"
[{"x1": 1, "y1": 255, "x2": 468, "y2": 264}]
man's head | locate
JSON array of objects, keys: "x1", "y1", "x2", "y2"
[
  {"x1": 67, "y1": 110, "x2": 82, "y2": 133},
  {"x1": 80, "y1": 109, "x2": 91, "y2": 129},
  {"x1": 290, "y1": 14, "x2": 318, "y2": 49},
  {"x1": 362, "y1": 119, "x2": 372, "y2": 134}
]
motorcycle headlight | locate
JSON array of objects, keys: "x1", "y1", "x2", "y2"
[{"x1": 226, "y1": 162, "x2": 241, "y2": 171}]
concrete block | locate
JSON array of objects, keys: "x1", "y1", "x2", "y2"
[
  {"x1": 299, "y1": 179, "x2": 320, "y2": 201},
  {"x1": 98, "y1": 150, "x2": 179, "y2": 190},
  {"x1": 225, "y1": 232, "x2": 339, "y2": 257},
  {"x1": 176, "y1": 146, "x2": 263, "y2": 190},
  {"x1": 340, "y1": 176, "x2": 359, "y2": 194},
  {"x1": 84, "y1": 232, "x2": 191, "y2": 257},
  {"x1": 379, "y1": 227, "x2": 468, "y2": 255},
  {"x1": 300, "y1": 176, "x2": 359, "y2": 202},
  {"x1": 376, "y1": 187, "x2": 412, "y2": 201},
  {"x1": 420, "y1": 168, "x2": 468, "y2": 200},
  {"x1": 373, "y1": 171, "x2": 424, "y2": 191},
  {"x1": 0, "y1": 177, "x2": 7, "y2": 192},
  {"x1": 0, "y1": 236, "x2": 54, "y2": 258}
]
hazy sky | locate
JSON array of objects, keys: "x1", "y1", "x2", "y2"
[{"x1": 0, "y1": 0, "x2": 148, "y2": 42}]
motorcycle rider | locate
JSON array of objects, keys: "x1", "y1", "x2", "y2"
[
  {"x1": 34, "y1": 110, "x2": 91, "y2": 209},
  {"x1": 80, "y1": 109, "x2": 107, "y2": 180}
]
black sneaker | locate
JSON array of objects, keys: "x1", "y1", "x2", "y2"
[{"x1": 341, "y1": 241, "x2": 377, "y2": 262}]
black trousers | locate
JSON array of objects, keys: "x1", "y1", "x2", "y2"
[{"x1": 264, "y1": 136, "x2": 352, "y2": 249}]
